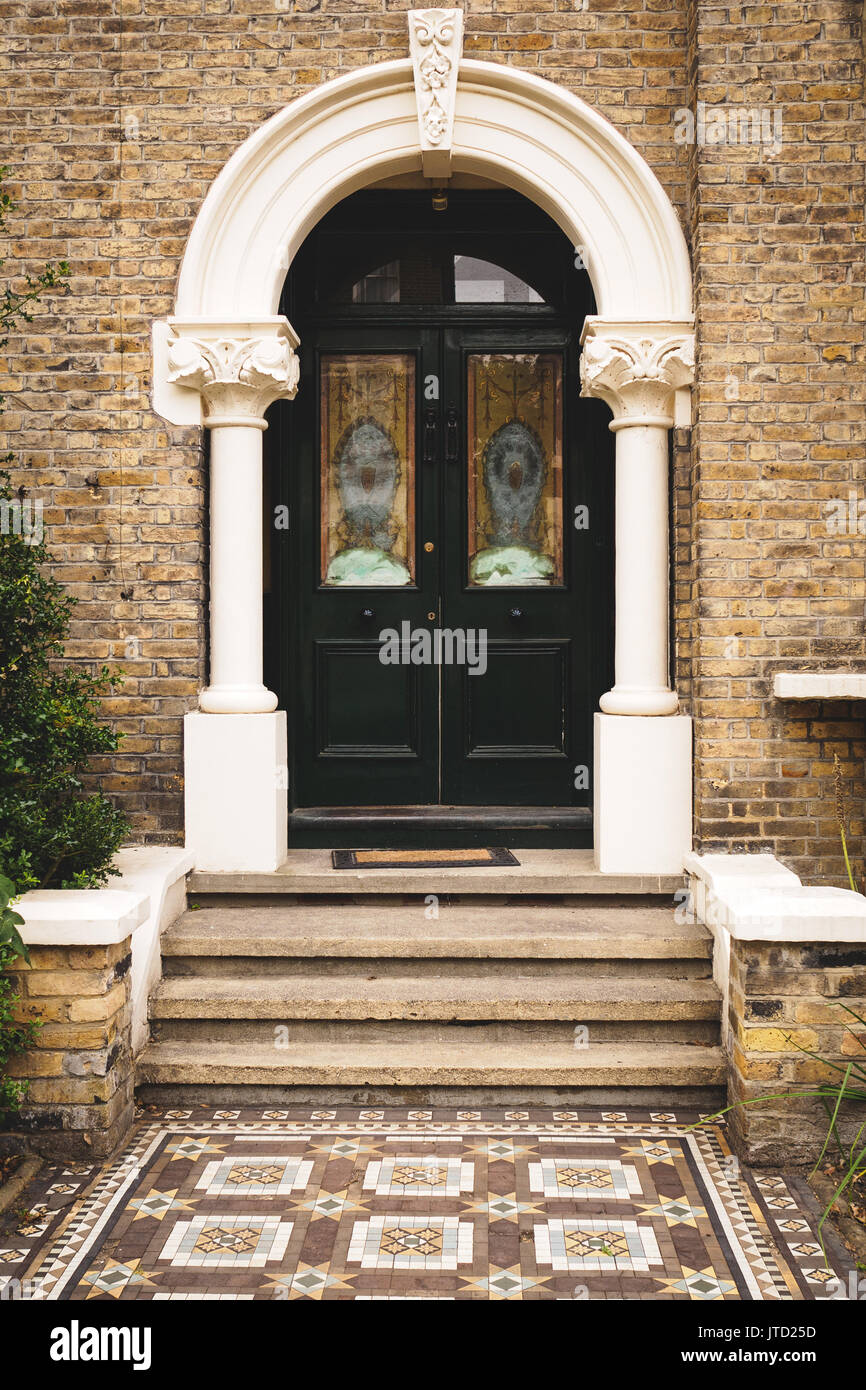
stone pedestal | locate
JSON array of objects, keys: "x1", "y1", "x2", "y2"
[
  {"x1": 184, "y1": 710, "x2": 287, "y2": 873},
  {"x1": 593, "y1": 712, "x2": 693, "y2": 874}
]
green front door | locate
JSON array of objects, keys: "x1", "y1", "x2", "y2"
[{"x1": 265, "y1": 191, "x2": 614, "y2": 846}]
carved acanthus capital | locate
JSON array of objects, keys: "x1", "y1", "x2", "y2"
[
  {"x1": 166, "y1": 319, "x2": 300, "y2": 427},
  {"x1": 409, "y1": 8, "x2": 464, "y2": 178},
  {"x1": 580, "y1": 320, "x2": 695, "y2": 429}
]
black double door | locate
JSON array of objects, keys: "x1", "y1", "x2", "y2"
[{"x1": 269, "y1": 316, "x2": 613, "y2": 845}]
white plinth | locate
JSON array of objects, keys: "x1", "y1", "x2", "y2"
[
  {"x1": 184, "y1": 710, "x2": 287, "y2": 873},
  {"x1": 593, "y1": 712, "x2": 692, "y2": 874}
]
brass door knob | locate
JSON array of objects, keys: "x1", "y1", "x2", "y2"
[{"x1": 424, "y1": 541, "x2": 434, "y2": 553}]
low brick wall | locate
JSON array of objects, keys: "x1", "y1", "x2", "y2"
[
  {"x1": 1, "y1": 939, "x2": 135, "y2": 1160},
  {"x1": 728, "y1": 939, "x2": 866, "y2": 1168}
]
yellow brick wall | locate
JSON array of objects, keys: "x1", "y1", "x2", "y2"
[
  {"x1": 4, "y1": 939, "x2": 134, "y2": 1159},
  {"x1": 683, "y1": 0, "x2": 866, "y2": 881},
  {"x1": 728, "y1": 938, "x2": 866, "y2": 1165},
  {"x1": 0, "y1": 1, "x2": 863, "y2": 878}
]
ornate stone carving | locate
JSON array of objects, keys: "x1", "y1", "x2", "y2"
[
  {"x1": 166, "y1": 324, "x2": 300, "y2": 425},
  {"x1": 409, "y1": 8, "x2": 464, "y2": 178},
  {"x1": 580, "y1": 321, "x2": 695, "y2": 428}
]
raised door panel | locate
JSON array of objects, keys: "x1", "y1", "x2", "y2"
[{"x1": 315, "y1": 640, "x2": 423, "y2": 758}]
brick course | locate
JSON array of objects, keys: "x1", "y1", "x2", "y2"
[
  {"x1": 727, "y1": 937, "x2": 866, "y2": 1166},
  {"x1": 1, "y1": 938, "x2": 135, "y2": 1159},
  {"x1": 0, "y1": 1, "x2": 863, "y2": 879}
]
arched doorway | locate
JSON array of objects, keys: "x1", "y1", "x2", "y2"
[
  {"x1": 152, "y1": 51, "x2": 695, "y2": 874},
  {"x1": 265, "y1": 188, "x2": 614, "y2": 847}
]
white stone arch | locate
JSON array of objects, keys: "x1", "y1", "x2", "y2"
[
  {"x1": 159, "y1": 50, "x2": 695, "y2": 876},
  {"x1": 169, "y1": 58, "x2": 691, "y2": 328}
]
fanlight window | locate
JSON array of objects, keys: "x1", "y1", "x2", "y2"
[
  {"x1": 349, "y1": 255, "x2": 544, "y2": 305},
  {"x1": 454, "y1": 255, "x2": 543, "y2": 304}
]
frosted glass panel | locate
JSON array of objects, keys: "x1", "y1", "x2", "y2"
[
  {"x1": 320, "y1": 353, "x2": 415, "y2": 587},
  {"x1": 467, "y1": 353, "x2": 563, "y2": 587}
]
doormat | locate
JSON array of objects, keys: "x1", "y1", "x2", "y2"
[{"x1": 331, "y1": 848, "x2": 519, "y2": 869}]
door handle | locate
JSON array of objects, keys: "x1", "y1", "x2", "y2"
[
  {"x1": 445, "y1": 404, "x2": 459, "y2": 464},
  {"x1": 422, "y1": 406, "x2": 438, "y2": 465}
]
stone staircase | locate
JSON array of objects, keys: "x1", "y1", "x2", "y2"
[{"x1": 137, "y1": 865, "x2": 725, "y2": 1107}]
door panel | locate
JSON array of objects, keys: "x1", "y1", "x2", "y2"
[
  {"x1": 440, "y1": 329, "x2": 587, "y2": 807},
  {"x1": 314, "y1": 641, "x2": 424, "y2": 757},
  {"x1": 289, "y1": 328, "x2": 440, "y2": 807},
  {"x1": 464, "y1": 641, "x2": 569, "y2": 757}
]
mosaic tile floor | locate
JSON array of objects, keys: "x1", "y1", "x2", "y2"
[{"x1": 2, "y1": 1108, "x2": 857, "y2": 1301}]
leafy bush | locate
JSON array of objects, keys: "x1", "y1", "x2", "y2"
[{"x1": 0, "y1": 515, "x2": 130, "y2": 888}]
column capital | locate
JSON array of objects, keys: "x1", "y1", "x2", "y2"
[
  {"x1": 166, "y1": 317, "x2": 300, "y2": 428},
  {"x1": 579, "y1": 318, "x2": 694, "y2": 430}
]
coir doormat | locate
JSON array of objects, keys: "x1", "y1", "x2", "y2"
[{"x1": 331, "y1": 848, "x2": 520, "y2": 869}]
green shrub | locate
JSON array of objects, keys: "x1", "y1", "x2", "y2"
[{"x1": 0, "y1": 515, "x2": 130, "y2": 889}]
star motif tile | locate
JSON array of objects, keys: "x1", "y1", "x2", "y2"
[
  {"x1": 81, "y1": 1258, "x2": 156, "y2": 1298},
  {"x1": 637, "y1": 1196, "x2": 707, "y2": 1227},
  {"x1": 128, "y1": 1189, "x2": 195, "y2": 1221},
  {"x1": 656, "y1": 1266, "x2": 737, "y2": 1300}
]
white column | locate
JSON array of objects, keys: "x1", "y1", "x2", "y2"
[
  {"x1": 165, "y1": 318, "x2": 299, "y2": 872},
  {"x1": 580, "y1": 318, "x2": 695, "y2": 874},
  {"x1": 580, "y1": 319, "x2": 694, "y2": 716},
  {"x1": 166, "y1": 319, "x2": 300, "y2": 713}
]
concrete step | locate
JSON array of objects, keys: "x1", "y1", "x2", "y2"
[
  {"x1": 188, "y1": 849, "x2": 683, "y2": 897},
  {"x1": 137, "y1": 1039, "x2": 726, "y2": 1090},
  {"x1": 151, "y1": 973, "x2": 721, "y2": 1021},
  {"x1": 154, "y1": 1018, "x2": 720, "y2": 1045},
  {"x1": 163, "y1": 900, "x2": 709, "y2": 963}
]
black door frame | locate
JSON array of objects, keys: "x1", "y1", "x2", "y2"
[{"x1": 265, "y1": 191, "x2": 614, "y2": 847}]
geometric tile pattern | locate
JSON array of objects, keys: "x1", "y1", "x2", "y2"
[
  {"x1": 362, "y1": 1155, "x2": 474, "y2": 1198},
  {"x1": 347, "y1": 1214, "x2": 473, "y2": 1270},
  {"x1": 9, "y1": 1107, "x2": 857, "y2": 1300},
  {"x1": 195, "y1": 1156, "x2": 313, "y2": 1198},
  {"x1": 527, "y1": 1157, "x2": 642, "y2": 1200},
  {"x1": 535, "y1": 1217, "x2": 662, "y2": 1272},
  {"x1": 159, "y1": 1215, "x2": 293, "y2": 1268}
]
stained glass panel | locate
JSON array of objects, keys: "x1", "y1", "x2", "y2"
[
  {"x1": 320, "y1": 353, "x2": 415, "y2": 587},
  {"x1": 467, "y1": 353, "x2": 563, "y2": 587}
]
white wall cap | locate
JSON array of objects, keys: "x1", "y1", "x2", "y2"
[
  {"x1": 14, "y1": 848, "x2": 193, "y2": 946},
  {"x1": 774, "y1": 671, "x2": 866, "y2": 700},
  {"x1": 112, "y1": 846, "x2": 195, "y2": 890},
  {"x1": 716, "y1": 885, "x2": 866, "y2": 942},
  {"x1": 684, "y1": 851, "x2": 801, "y2": 888},
  {"x1": 17, "y1": 890, "x2": 150, "y2": 946}
]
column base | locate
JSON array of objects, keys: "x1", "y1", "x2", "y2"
[
  {"x1": 184, "y1": 711, "x2": 287, "y2": 872},
  {"x1": 599, "y1": 685, "x2": 679, "y2": 716},
  {"x1": 199, "y1": 684, "x2": 278, "y2": 714},
  {"x1": 593, "y1": 712, "x2": 692, "y2": 874}
]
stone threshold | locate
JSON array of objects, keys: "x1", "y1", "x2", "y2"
[{"x1": 188, "y1": 848, "x2": 684, "y2": 896}]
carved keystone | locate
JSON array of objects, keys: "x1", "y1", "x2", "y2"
[{"x1": 409, "y1": 8, "x2": 464, "y2": 180}]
